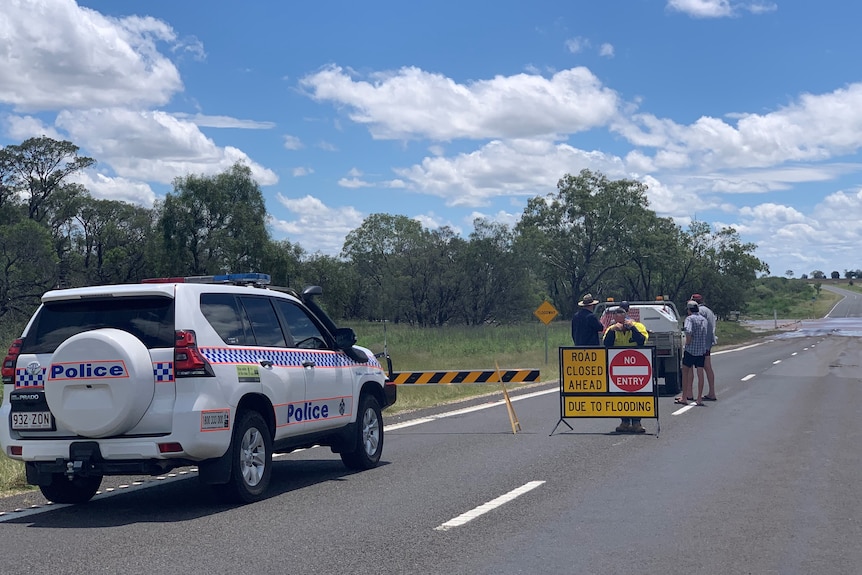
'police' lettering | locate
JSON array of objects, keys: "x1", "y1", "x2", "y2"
[
  {"x1": 50, "y1": 362, "x2": 126, "y2": 379},
  {"x1": 287, "y1": 402, "x2": 330, "y2": 423}
]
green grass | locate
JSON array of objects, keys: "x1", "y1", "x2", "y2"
[
  {"x1": 349, "y1": 321, "x2": 571, "y2": 414},
  {"x1": 742, "y1": 287, "x2": 840, "y2": 320},
  {"x1": 0, "y1": 451, "x2": 28, "y2": 497}
]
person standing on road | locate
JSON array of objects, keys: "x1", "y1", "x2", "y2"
[
  {"x1": 678, "y1": 301, "x2": 708, "y2": 406},
  {"x1": 691, "y1": 293, "x2": 717, "y2": 401},
  {"x1": 603, "y1": 306, "x2": 649, "y2": 433},
  {"x1": 572, "y1": 293, "x2": 604, "y2": 346}
]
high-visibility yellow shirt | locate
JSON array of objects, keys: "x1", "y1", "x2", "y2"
[{"x1": 603, "y1": 321, "x2": 649, "y2": 347}]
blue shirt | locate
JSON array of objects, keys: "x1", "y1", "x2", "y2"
[
  {"x1": 572, "y1": 308, "x2": 604, "y2": 346},
  {"x1": 684, "y1": 313, "x2": 708, "y2": 356}
]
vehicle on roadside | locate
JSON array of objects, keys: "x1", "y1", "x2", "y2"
[
  {"x1": 0, "y1": 273, "x2": 396, "y2": 504},
  {"x1": 595, "y1": 299, "x2": 684, "y2": 396}
]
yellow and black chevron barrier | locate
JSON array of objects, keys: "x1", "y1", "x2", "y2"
[{"x1": 390, "y1": 368, "x2": 540, "y2": 385}]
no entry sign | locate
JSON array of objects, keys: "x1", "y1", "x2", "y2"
[{"x1": 608, "y1": 348, "x2": 652, "y2": 392}]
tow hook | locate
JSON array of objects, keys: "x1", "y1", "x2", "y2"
[{"x1": 65, "y1": 460, "x2": 84, "y2": 479}]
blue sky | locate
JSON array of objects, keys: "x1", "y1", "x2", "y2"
[{"x1": 2, "y1": 0, "x2": 862, "y2": 278}]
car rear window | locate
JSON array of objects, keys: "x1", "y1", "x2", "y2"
[{"x1": 21, "y1": 296, "x2": 175, "y2": 353}]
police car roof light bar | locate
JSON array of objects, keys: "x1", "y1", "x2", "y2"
[{"x1": 142, "y1": 273, "x2": 271, "y2": 286}]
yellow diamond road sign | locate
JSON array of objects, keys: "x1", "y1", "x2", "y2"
[{"x1": 534, "y1": 301, "x2": 559, "y2": 324}]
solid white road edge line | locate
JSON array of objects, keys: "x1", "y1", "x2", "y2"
[
  {"x1": 385, "y1": 388, "x2": 557, "y2": 431},
  {"x1": 710, "y1": 341, "x2": 765, "y2": 356},
  {"x1": 434, "y1": 480, "x2": 546, "y2": 531}
]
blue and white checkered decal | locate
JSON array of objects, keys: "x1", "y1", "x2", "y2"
[
  {"x1": 200, "y1": 347, "x2": 381, "y2": 369},
  {"x1": 15, "y1": 367, "x2": 45, "y2": 388},
  {"x1": 154, "y1": 362, "x2": 174, "y2": 382},
  {"x1": 15, "y1": 363, "x2": 174, "y2": 388}
]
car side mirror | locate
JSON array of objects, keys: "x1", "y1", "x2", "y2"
[
  {"x1": 335, "y1": 327, "x2": 368, "y2": 363},
  {"x1": 334, "y1": 327, "x2": 357, "y2": 349}
]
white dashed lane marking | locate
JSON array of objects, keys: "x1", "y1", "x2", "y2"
[{"x1": 434, "y1": 481, "x2": 545, "y2": 531}]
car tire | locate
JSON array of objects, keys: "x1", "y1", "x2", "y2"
[
  {"x1": 340, "y1": 394, "x2": 383, "y2": 471},
  {"x1": 39, "y1": 473, "x2": 102, "y2": 504},
  {"x1": 662, "y1": 369, "x2": 680, "y2": 396},
  {"x1": 215, "y1": 410, "x2": 272, "y2": 504}
]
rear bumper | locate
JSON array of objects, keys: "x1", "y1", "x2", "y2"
[{"x1": 24, "y1": 441, "x2": 195, "y2": 484}]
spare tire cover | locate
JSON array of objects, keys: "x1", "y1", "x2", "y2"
[{"x1": 46, "y1": 328, "x2": 155, "y2": 438}]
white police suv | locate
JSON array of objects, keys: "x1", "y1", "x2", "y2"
[{"x1": 0, "y1": 273, "x2": 396, "y2": 504}]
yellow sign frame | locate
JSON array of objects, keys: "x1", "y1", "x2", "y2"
[{"x1": 557, "y1": 346, "x2": 658, "y2": 419}]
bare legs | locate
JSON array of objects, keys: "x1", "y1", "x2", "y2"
[
  {"x1": 679, "y1": 364, "x2": 693, "y2": 403},
  {"x1": 704, "y1": 354, "x2": 716, "y2": 399}
]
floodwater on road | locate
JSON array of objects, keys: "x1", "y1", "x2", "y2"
[{"x1": 742, "y1": 317, "x2": 862, "y2": 339}]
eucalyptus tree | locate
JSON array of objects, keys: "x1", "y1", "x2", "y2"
[
  {"x1": 69, "y1": 195, "x2": 156, "y2": 285},
  {"x1": 0, "y1": 219, "x2": 56, "y2": 324},
  {"x1": 341, "y1": 213, "x2": 464, "y2": 325},
  {"x1": 261, "y1": 238, "x2": 305, "y2": 288},
  {"x1": 457, "y1": 218, "x2": 533, "y2": 324},
  {"x1": 1, "y1": 137, "x2": 96, "y2": 286},
  {"x1": 0, "y1": 156, "x2": 25, "y2": 225},
  {"x1": 158, "y1": 163, "x2": 269, "y2": 275},
  {"x1": 516, "y1": 169, "x2": 653, "y2": 318},
  {"x1": 416, "y1": 226, "x2": 464, "y2": 326},
  {"x1": 605, "y1": 212, "x2": 686, "y2": 301},
  {"x1": 342, "y1": 213, "x2": 423, "y2": 323},
  {"x1": 692, "y1": 227, "x2": 768, "y2": 318},
  {"x1": 299, "y1": 252, "x2": 361, "y2": 321},
  {"x1": 668, "y1": 222, "x2": 768, "y2": 317},
  {"x1": 0, "y1": 136, "x2": 95, "y2": 223}
]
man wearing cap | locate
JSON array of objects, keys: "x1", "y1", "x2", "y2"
[
  {"x1": 572, "y1": 293, "x2": 604, "y2": 346},
  {"x1": 691, "y1": 293, "x2": 717, "y2": 401},
  {"x1": 603, "y1": 306, "x2": 650, "y2": 433},
  {"x1": 678, "y1": 301, "x2": 708, "y2": 406}
]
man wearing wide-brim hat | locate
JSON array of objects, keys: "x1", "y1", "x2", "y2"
[{"x1": 571, "y1": 293, "x2": 604, "y2": 346}]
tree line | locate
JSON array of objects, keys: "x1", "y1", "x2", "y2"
[{"x1": 1, "y1": 136, "x2": 769, "y2": 336}]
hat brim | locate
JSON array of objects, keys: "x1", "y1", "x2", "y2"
[{"x1": 578, "y1": 300, "x2": 598, "y2": 307}]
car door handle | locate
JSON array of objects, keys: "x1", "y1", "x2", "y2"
[
  {"x1": 260, "y1": 360, "x2": 273, "y2": 368},
  {"x1": 302, "y1": 361, "x2": 315, "y2": 368}
]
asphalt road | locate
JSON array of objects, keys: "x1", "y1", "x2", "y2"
[{"x1": 1, "y1": 295, "x2": 860, "y2": 575}]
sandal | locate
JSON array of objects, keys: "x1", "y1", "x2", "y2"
[
  {"x1": 674, "y1": 398, "x2": 688, "y2": 405},
  {"x1": 703, "y1": 396, "x2": 717, "y2": 401}
]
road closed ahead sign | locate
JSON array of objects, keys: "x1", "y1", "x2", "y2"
[
  {"x1": 608, "y1": 348, "x2": 653, "y2": 393},
  {"x1": 556, "y1": 346, "x2": 657, "y2": 423}
]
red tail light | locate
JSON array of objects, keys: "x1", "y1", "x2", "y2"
[
  {"x1": 2, "y1": 338, "x2": 23, "y2": 385},
  {"x1": 174, "y1": 330, "x2": 215, "y2": 378}
]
